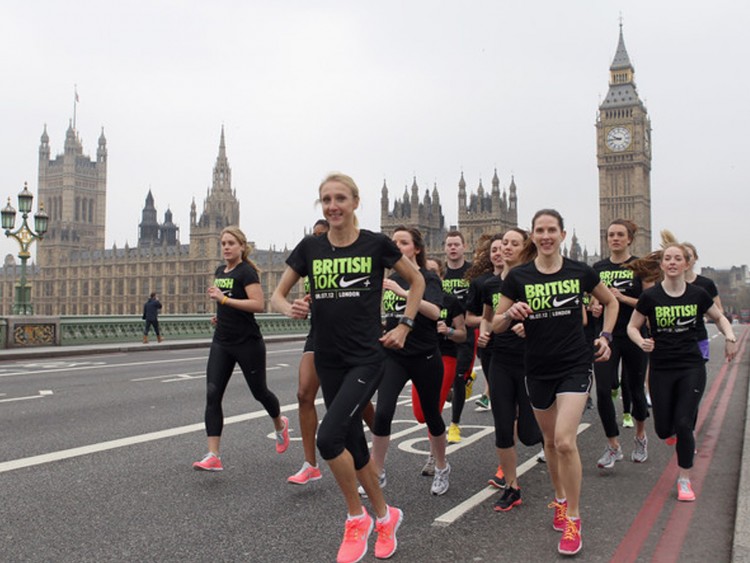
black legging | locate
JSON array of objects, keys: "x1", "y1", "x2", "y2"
[
  {"x1": 204, "y1": 338, "x2": 280, "y2": 436},
  {"x1": 316, "y1": 361, "x2": 384, "y2": 470},
  {"x1": 373, "y1": 352, "x2": 445, "y2": 438},
  {"x1": 489, "y1": 355, "x2": 541, "y2": 449},
  {"x1": 649, "y1": 364, "x2": 706, "y2": 469},
  {"x1": 594, "y1": 335, "x2": 648, "y2": 437}
]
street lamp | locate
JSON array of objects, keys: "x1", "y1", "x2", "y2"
[{"x1": 2, "y1": 182, "x2": 48, "y2": 315}]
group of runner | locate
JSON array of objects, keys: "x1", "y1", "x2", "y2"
[{"x1": 189, "y1": 173, "x2": 739, "y2": 562}]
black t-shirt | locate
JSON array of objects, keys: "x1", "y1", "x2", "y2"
[
  {"x1": 502, "y1": 258, "x2": 600, "y2": 380},
  {"x1": 437, "y1": 293, "x2": 464, "y2": 358},
  {"x1": 593, "y1": 256, "x2": 643, "y2": 336},
  {"x1": 443, "y1": 262, "x2": 473, "y2": 346},
  {"x1": 286, "y1": 229, "x2": 402, "y2": 368},
  {"x1": 383, "y1": 269, "x2": 443, "y2": 357},
  {"x1": 636, "y1": 283, "x2": 714, "y2": 369},
  {"x1": 212, "y1": 261, "x2": 262, "y2": 344},
  {"x1": 482, "y1": 275, "x2": 525, "y2": 358},
  {"x1": 690, "y1": 274, "x2": 719, "y2": 341},
  {"x1": 442, "y1": 262, "x2": 471, "y2": 310}
]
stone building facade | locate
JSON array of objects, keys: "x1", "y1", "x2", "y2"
[
  {"x1": 380, "y1": 170, "x2": 518, "y2": 255},
  {"x1": 0, "y1": 126, "x2": 293, "y2": 316}
]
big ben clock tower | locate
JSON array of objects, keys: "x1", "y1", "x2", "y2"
[{"x1": 596, "y1": 24, "x2": 652, "y2": 258}]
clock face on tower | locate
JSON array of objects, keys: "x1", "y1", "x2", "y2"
[{"x1": 606, "y1": 127, "x2": 632, "y2": 151}]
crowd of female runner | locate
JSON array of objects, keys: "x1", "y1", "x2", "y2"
[{"x1": 191, "y1": 172, "x2": 739, "y2": 562}]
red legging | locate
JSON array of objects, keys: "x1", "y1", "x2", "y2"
[{"x1": 412, "y1": 355, "x2": 456, "y2": 423}]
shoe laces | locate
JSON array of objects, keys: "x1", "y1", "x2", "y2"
[
  {"x1": 344, "y1": 518, "x2": 366, "y2": 542},
  {"x1": 678, "y1": 479, "x2": 692, "y2": 493},
  {"x1": 561, "y1": 519, "x2": 579, "y2": 541},
  {"x1": 548, "y1": 500, "x2": 567, "y2": 520},
  {"x1": 375, "y1": 518, "x2": 393, "y2": 540}
]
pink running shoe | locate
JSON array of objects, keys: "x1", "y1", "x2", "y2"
[
  {"x1": 276, "y1": 416, "x2": 290, "y2": 454},
  {"x1": 192, "y1": 452, "x2": 223, "y2": 472},
  {"x1": 336, "y1": 510, "x2": 373, "y2": 563},
  {"x1": 548, "y1": 499, "x2": 568, "y2": 532},
  {"x1": 374, "y1": 505, "x2": 403, "y2": 560},
  {"x1": 665, "y1": 435, "x2": 677, "y2": 446},
  {"x1": 558, "y1": 517, "x2": 582, "y2": 555},
  {"x1": 287, "y1": 461, "x2": 322, "y2": 485},
  {"x1": 677, "y1": 478, "x2": 696, "y2": 502}
]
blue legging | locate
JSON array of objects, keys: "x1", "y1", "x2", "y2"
[{"x1": 204, "y1": 338, "x2": 280, "y2": 436}]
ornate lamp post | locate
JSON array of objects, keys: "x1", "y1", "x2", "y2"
[{"x1": 1, "y1": 182, "x2": 49, "y2": 315}]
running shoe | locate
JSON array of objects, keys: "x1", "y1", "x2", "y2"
[
  {"x1": 287, "y1": 461, "x2": 322, "y2": 485},
  {"x1": 431, "y1": 463, "x2": 451, "y2": 496},
  {"x1": 465, "y1": 371, "x2": 476, "y2": 399},
  {"x1": 445, "y1": 388, "x2": 453, "y2": 404},
  {"x1": 493, "y1": 486, "x2": 522, "y2": 512},
  {"x1": 537, "y1": 448, "x2": 547, "y2": 463},
  {"x1": 665, "y1": 435, "x2": 678, "y2": 446},
  {"x1": 586, "y1": 396, "x2": 594, "y2": 410},
  {"x1": 645, "y1": 390, "x2": 652, "y2": 408},
  {"x1": 677, "y1": 478, "x2": 696, "y2": 502},
  {"x1": 596, "y1": 445, "x2": 623, "y2": 469},
  {"x1": 421, "y1": 455, "x2": 436, "y2": 477},
  {"x1": 632, "y1": 436, "x2": 648, "y2": 463},
  {"x1": 475, "y1": 394, "x2": 490, "y2": 410},
  {"x1": 611, "y1": 386, "x2": 620, "y2": 400},
  {"x1": 487, "y1": 465, "x2": 507, "y2": 489},
  {"x1": 337, "y1": 510, "x2": 374, "y2": 563},
  {"x1": 558, "y1": 518, "x2": 582, "y2": 555},
  {"x1": 275, "y1": 416, "x2": 290, "y2": 454},
  {"x1": 549, "y1": 499, "x2": 568, "y2": 532},
  {"x1": 358, "y1": 470, "x2": 387, "y2": 498},
  {"x1": 374, "y1": 505, "x2": 403, "y2": 560},
  {"x1": 192, "y1": 452, "x2": 223, "y2": 472},
  {"x1": 622, "y1": 413, "x2": 634, "y2": 428},
  {"x1": 447, "y1": 423, "x2": 462, "y2": 444}
]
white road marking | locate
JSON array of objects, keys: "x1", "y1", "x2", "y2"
[
  {"x1": 0, "y1": 399, "x2": 309, "y2": 474},
  {"x1": 0, "y1": 347, "x2": 303, "y2": 379},
  {"x1": 432, "y1": 423, "x2": 591, "y2": 527},
  {"x1": 0, "y1": 390, "x2": 55, "y2": 404}
]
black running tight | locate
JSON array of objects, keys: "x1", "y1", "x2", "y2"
[
  {"x1": 649, "y1": 365, "x2": 706, "y2": 469},
  {"x1": 204, "y1": 338, "x2": 280, "y2": 436},
  {"x1": 489, "y1": 355, "x2": 541, "y2": 449}
]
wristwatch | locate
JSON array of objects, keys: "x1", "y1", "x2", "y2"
[
  {"x1": 399, "y1": 316, "x2": 415, "y2": 330},
  {"x1": 599, "y1": 331, "x2": 613, "y2": 343}
]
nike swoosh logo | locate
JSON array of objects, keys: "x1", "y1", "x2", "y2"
[
  {"x1": 339, "y1": 275, "x2": 370, "y2": 288},
  {"x1": 426, "y1": 354, "x2": 434, "y2": 360},
  {"x1": 357, "y1": 378, "x2": 366, "y2": 384},
  {"x1": 454, "y1": 288, "x2": 469, "y2": 295},
  {"x1": 395, "y1": 303, "x2": 407, "y2": 312},
  {"x1": 552, "y1": 295, "x2": 579, "y2": 307},
  {"x1": 676, "y1": 318, "x2": 695, "y2": 326},
  {"x1": 613, "y1": 280, "x2": 632, "y2": 288}
]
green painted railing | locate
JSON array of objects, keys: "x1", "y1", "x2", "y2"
[{"x1": 0, "y1": 315, "x2": 309, "y2": 347}]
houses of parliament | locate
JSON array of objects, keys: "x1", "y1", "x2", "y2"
[{"x1": 0, "y1": 27, "x2": 651, "y2": 316}]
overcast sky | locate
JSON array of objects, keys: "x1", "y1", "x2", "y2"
[{"x1": 1, "y1": 1, "x2": 747, "y2": 269}]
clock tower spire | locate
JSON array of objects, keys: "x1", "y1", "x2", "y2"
[{"x1": 596, "y1": 24, "x2": 652, "y2": 258}]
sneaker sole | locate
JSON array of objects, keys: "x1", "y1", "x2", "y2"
[
  {"x1": 193, "y1": 465, "x2": 223, "y2": 472},
  {"x1": 558, "y1": 543, "x2": 583, "y2": 556},
  {"x1": 287, "y1": 474, "x2": 322, "y2": 485},
  {"x1": 493, "y1": 499, "x2": 522, "y2": 512}
]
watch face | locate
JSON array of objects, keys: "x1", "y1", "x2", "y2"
[{"x1": 606, "y1": 127, "x2": 632, "y2": 151}]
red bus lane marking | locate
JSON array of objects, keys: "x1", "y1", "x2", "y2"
[{"x1": 610, "y1": 330, "x2": 747, "y2": 562}]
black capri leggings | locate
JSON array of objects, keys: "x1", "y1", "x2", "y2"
[
  {"x1": 204, "y1": 338, "x2": 280, "y2": 436},
  {"x1": 594, "y1": 335, "x2": 649, "y2": 437},
  {"x1": 649, "y1": 364, "x2": 706, "y2": 470},
  {"x1": 489, "y1": 355, "x2": 542, "y2": 449},
  {"x1": 315, "y1": 361, "x2": 384, "y2": 470},
  {"x1": 373, "y1": 352, "x2": 445, "y2": 438}
]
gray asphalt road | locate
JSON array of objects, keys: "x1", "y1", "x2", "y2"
[{"x1": 0, "y1": 329, "x2": 747, "y2": 562}]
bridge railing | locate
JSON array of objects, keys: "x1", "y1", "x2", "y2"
[{"x1": 0, "y1": 314, "x2": 310, "y2": 348}]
